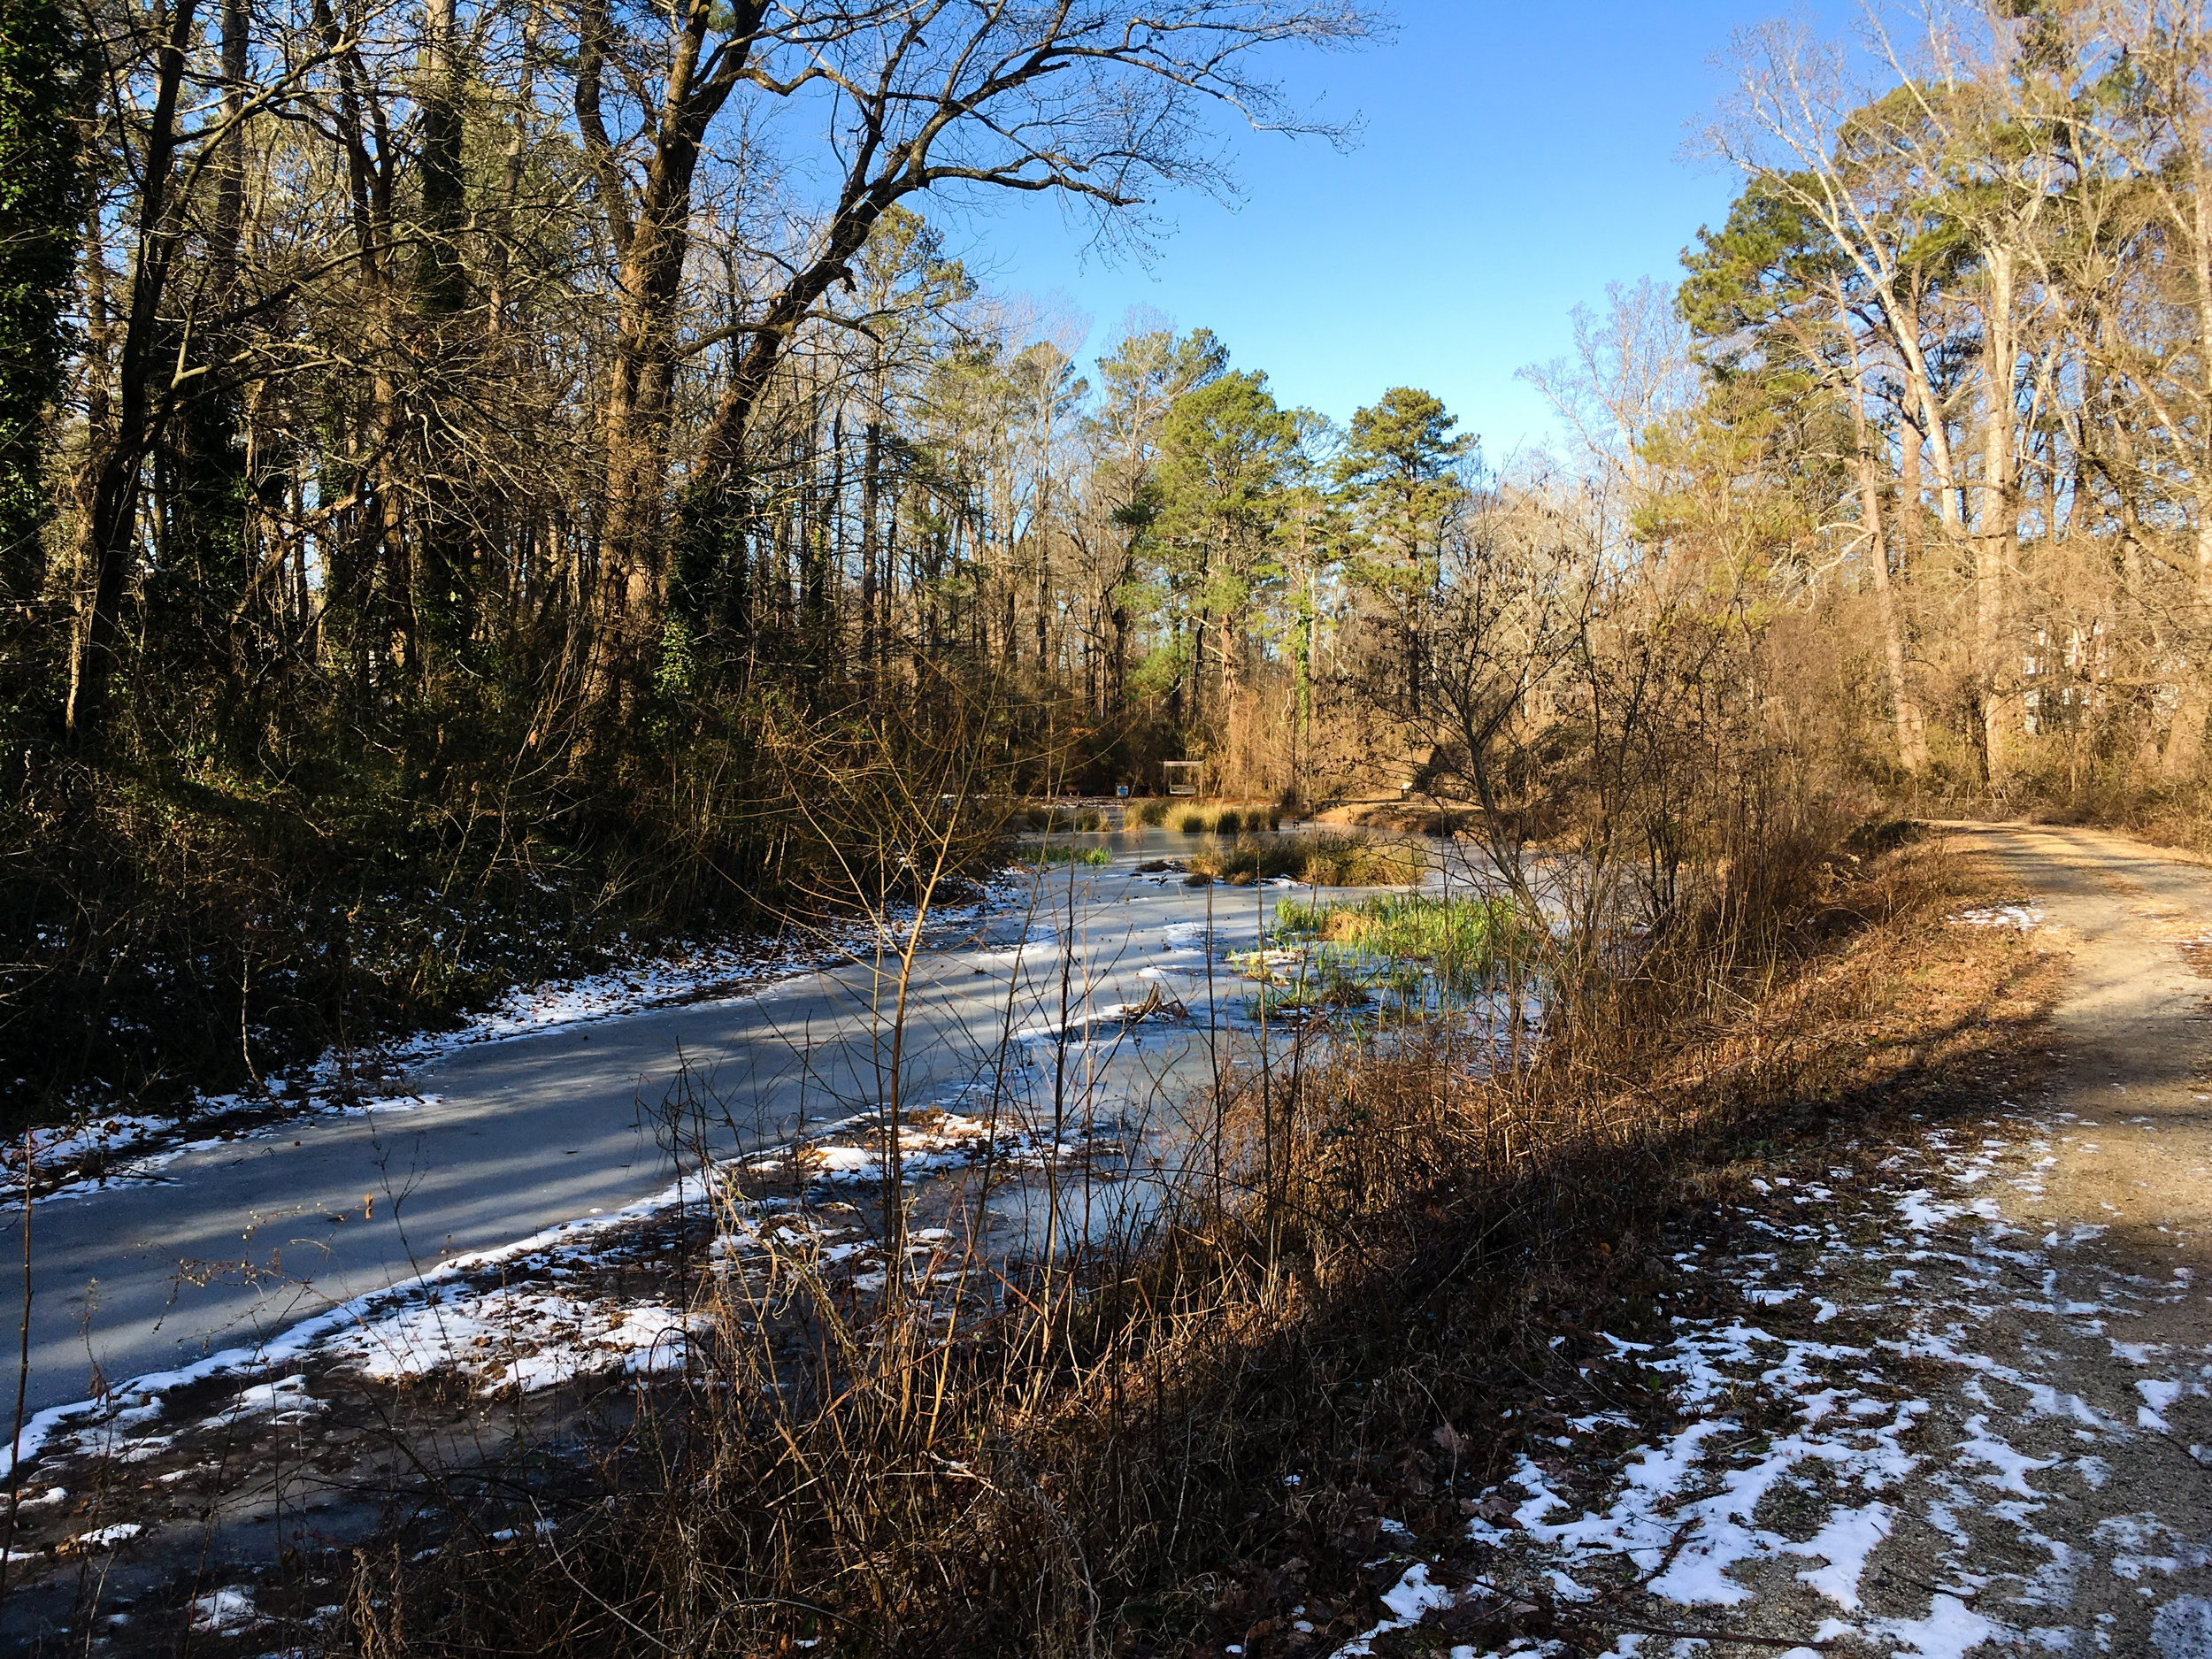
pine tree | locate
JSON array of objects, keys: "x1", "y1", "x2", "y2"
[{"x1": 1334, "y1": 388, "x2": 1471, "y2": 718}]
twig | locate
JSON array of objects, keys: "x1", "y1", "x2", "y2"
[
  {"x1": 0, "y1": 1131, "x2": 34, "y2": 1609},
  {"x1": 1581, "y1": 1612, "x2": 1833, "y2": 1651},
  {"x1": 2154, "y1": 1429, "x2": 2212, "y2": 1471}
]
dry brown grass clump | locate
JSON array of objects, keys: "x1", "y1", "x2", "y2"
[
  {"x1": 1166, "y1": 802, "x2": 1285, "y2": 834},
  {"x1": 1184, "y1": 830, "x2": 1425, "y2": 887}
]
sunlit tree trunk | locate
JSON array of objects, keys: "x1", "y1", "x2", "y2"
[
  {"x1": 1976, "y1": 247, "x2": 2021, "y2": 784},
  {"x1": 1842, "y1": 323, "x2": 1928, "y2": 775}
]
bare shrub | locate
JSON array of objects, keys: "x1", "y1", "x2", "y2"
[{"x1": 332, "y1": 775, "x2": 1873, "y2": 1658}]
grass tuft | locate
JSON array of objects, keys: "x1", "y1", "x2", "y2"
[
  {"x1": 1019, "y1": 843, "x2": 1112, "y2": 867},
  {"x1": 1186, "y1": 830, "x2": 1425, "y2": 887},
  {"x1": 1275, "y1": 892, "x2": 1525, "y2": 980},
  {"x1": 1163, "y1": 803, "x2": 1283, "y2": 834},
  {"x1": 1024, "y1": 806, "x2": 1102, "y2": 833}
]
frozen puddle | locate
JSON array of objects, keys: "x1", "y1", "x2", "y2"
[
  {"x1": 1330, "y1": 1116, "x2": 2212, "y2": 1658},
  {"x1": 3, "y1": 878, "x2": 1027, "y2": 1210}
]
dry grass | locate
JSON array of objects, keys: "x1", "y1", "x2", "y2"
[
  {"x1": 1186, "y1": 830, "x2": 1426, "y2": 887},
  {"x1": 1025, "y1": 804, "x2": 1107, "y2": 832},
  {"x1": 1168, "y1": 802, "x2": 1285, "y2": 834},
  {"x1": 1312, "y1": 799, "x2": 1475, "y2": 835},
  {"x1": 319, "y1": 821, "x2": 2047, "y2": 1659}
]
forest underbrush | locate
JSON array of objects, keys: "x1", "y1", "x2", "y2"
[
  {"x1": 0, "y1": 690, "x2": 1023, "y2": 1141},
  {"x1": 3, "y1": 770, "x2": 667, "y2": 1133},
  {"x1": 197, "y1": 813, "x2": 2055, "y2": 1659}
]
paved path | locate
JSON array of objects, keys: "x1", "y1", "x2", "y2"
[{"x1": 4, "y1": 843, "x2": 1287, "y2": 1417}]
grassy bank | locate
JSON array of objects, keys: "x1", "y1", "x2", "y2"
[{"x1": 309, "y1": 815, "x2": 2059, "y2": 1657}]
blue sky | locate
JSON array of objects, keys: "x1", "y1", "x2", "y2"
[{"x1": 937, "y1": 0, "x2": 1846, "y2": 457}]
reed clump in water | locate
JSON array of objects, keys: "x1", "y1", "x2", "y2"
[
  {"x1": 1169, "y1": 803, "x2": 1283, "y2": 834},
  {"x1": 1186, "y1": 830, "x2": 1425, "y2": 887},
  {"x1": 1272, "y1": 891, "x2": 1529, "y2": 990},
  {"x1": 1019, "y1": 842, "x2": 1112, "y2": 866}
]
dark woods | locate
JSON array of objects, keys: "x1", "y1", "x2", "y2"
[{"x1": 0, "y1": 0, "x2": 1380, "y2": 1122}]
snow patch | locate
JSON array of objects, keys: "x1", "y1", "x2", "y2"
[{"x1": 1947, "y1": 904, "x2": 2045, "y2": 929}]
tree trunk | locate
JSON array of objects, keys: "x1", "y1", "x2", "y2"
[
  {"x1": 1854, "y1": 445, "x2": 1928, "y2": 774},
  {"x1": 579, "y1": 0, "x2": 765, "y2": 689},
  {"x1": 1977, "y1": 247, "x2": 2020, "y2": 784},
  {"x1": 2162, "y1": 153, "x2": 2212, "y2": 780},
  {"x1": 212, "y1": 0, "x2": 247, "y2": 300},
  {"x1": 411, "y1": 0, "x2": 476, "y2": 652},
  {"x1": 1839, "y1": 287, "x2": 1928, "y2": 774},
  {"x1": 67, "y1": 0, "x2": 199, "y2": 743},
  {"x1": 860, "y1": 418, "x2": 880, "y2": 675}
]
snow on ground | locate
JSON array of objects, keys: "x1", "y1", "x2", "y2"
[
  {"x1": 0, "y1": 1004, "x2": 1148, "y2": 1480},
  {"x1": 326, "y1": 1284, "x2": 698, "y2": 1393},
  {"x1": 187, "y1": 1584, "x2": 265, "y2": 1636},
  {"x1": 62, "y1": 1523, "x2": 142, "y2": 1553},
  {"x1": 15, "y1": 1175, "x2": 1019, "y2": 1544},
  {"x1": 2, "y1": 879, "x2": 1030, "y2": 1210},
  {"x1": 465, "y1": 937, "x2": 815, "y2": 1038},
  {"x1": 0, "y1": 855, "x2": 1364, "y2": 1583},
  {"x1": 1947, "y1": 903, "x2": 2047, "y2": 929},
  {"x1": 0, "y1": 1159, "x2": 741, "y2": 1479},
  {"x1": 0, "y1": 1112, "x2": 1064, "y2": 1487},
  {"x1": 6, "y1": 859, "x2": 1295, "y2": 1217},
  {"x1": 741, "y1": 1100, "x2": 1135, "y2": 1192},
  {"x1": 1328, "y1": 1112, "x2": 2212, "y2": 1659}
]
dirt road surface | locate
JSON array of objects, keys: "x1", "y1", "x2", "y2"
[
  {"x1": 1330, "y1": 822, "x2": 2212, "y2": 1659},
  {"x1": 1906, "y1": 820, "x2": 2212, "y2": 1656},
  {"x1": 1947, "y1": 821, "x2": 2212, "y2": 1255}
]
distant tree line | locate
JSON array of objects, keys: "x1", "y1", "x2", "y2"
[
  {"x1": 1658, "y1": 0, "x2": 2212, "y2": 797},
  {"x1": 0, "y1": 0, "x2": 1397, "y2": 810}
]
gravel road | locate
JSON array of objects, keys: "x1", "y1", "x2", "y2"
[{"x1": 1324, "y1": 821, "x2": 2212, "y2": 1659}]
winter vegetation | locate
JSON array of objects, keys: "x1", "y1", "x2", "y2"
[
  {"x1": 8, "y1": 0, "x2": 2212, "y2": 1120},
  {"x1": 5, "y1": 0, "x2": 2212, "y2": 1655}
]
